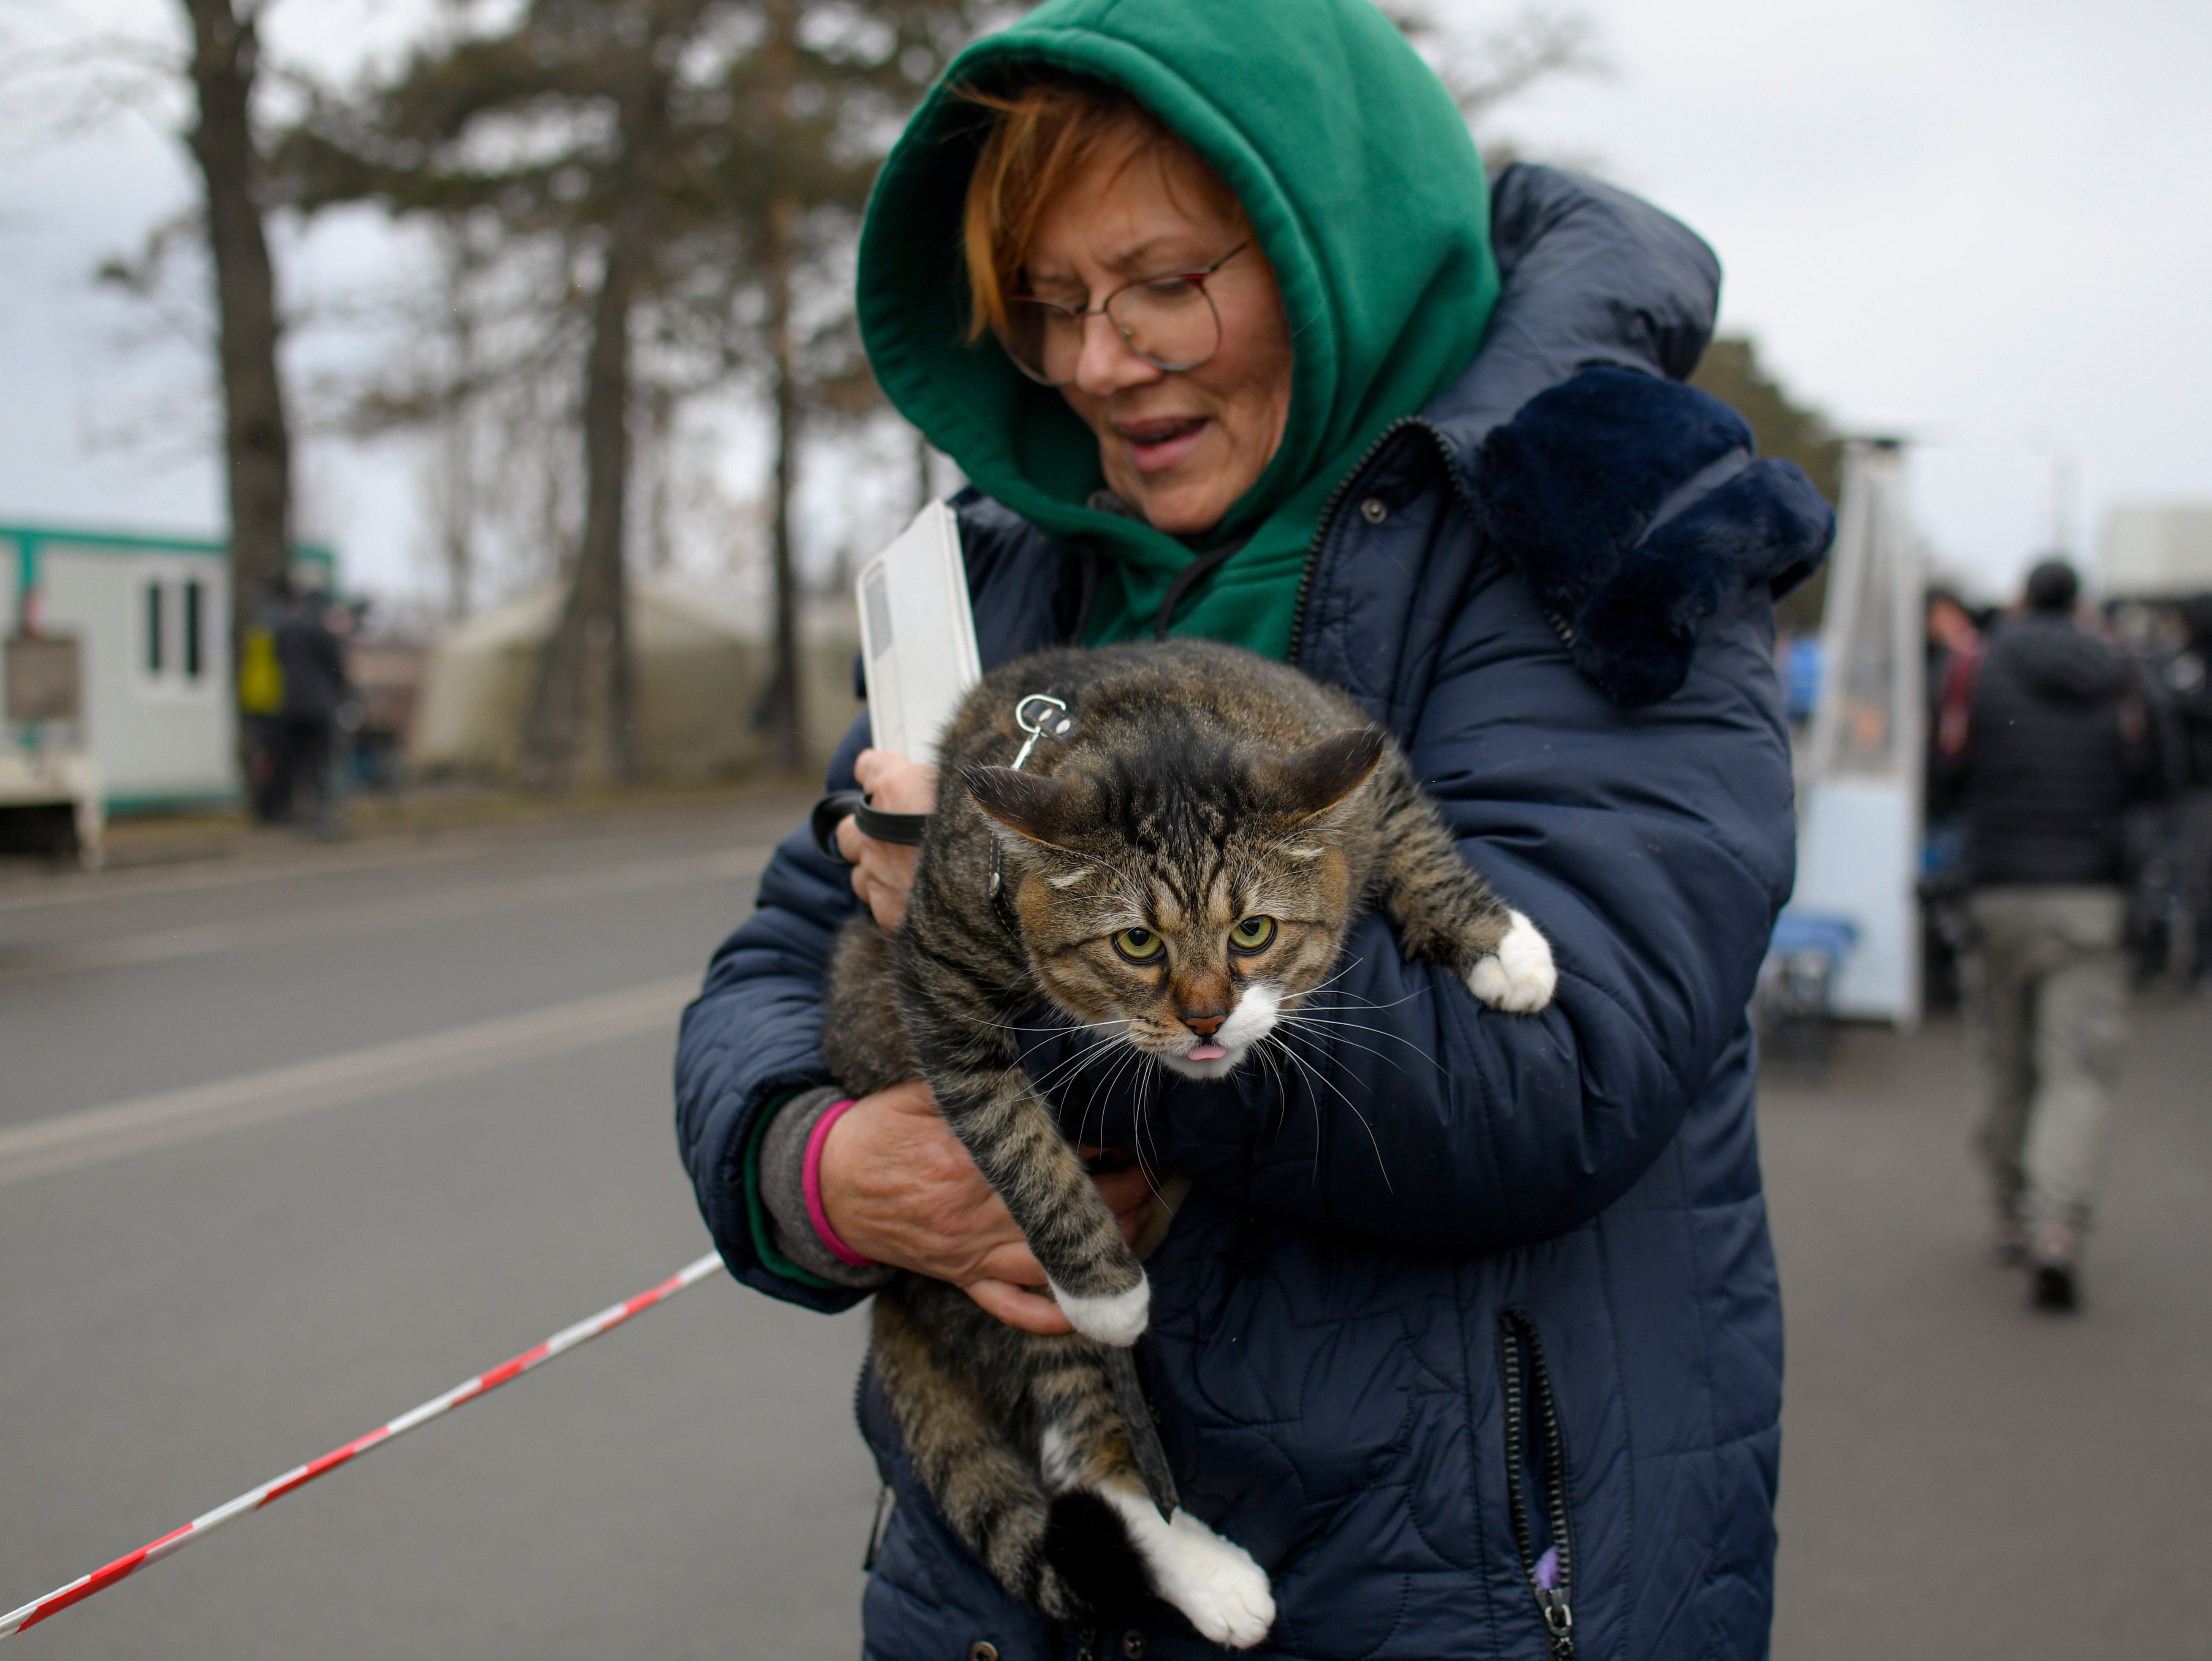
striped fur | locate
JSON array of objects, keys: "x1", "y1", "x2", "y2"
[{"x1": 822, "y1": 640, "x2": 1548, "y2": 1639}]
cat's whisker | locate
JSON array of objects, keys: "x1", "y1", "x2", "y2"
[
  {"x1": 1255, "y1": 1038, "x2": 1300, "y2": 1150},
  {"x1": 1288, "y1": 979, "x2": 1435, "y2": 1015},
  {"x1": 998, "y1": 1038, "x2": 1139, "y2": 1147},
  {"x1": 1295, "y1": 958, "x2": 1368, "y2": 999},
  {"x1": 965, "y1": 1011, "x2": 1138, "y2": 1037},
  {"x1": 1271, "y1": 1011, "x2": 1439, "y2": 1076},
  {"x1": 1106, "y1": 1043, "x2": 1170, "y2": 1188},
  {"x1": 1272, "y1": 1031, "x2": 1395, "y2": 1194},
  {"x1": 1279, "y1": 1037, "x2": 1391, "y2": 1190},
  {"x1": 1132, "y1": 1056, "x2": 1168, "y2": 1205},
  {"x1": 1014, "y1": 1035, "x2": 1112, "y2": 1091},
  {"x1": 1259, "y1": 1034, "x2": 1324, "y2": 1184},
  {"x1": 1286, "y1": 957, "x2": 1436, "y2": 1008},
  {"x1": 1095, "y1": 1034, "x2": 1147, "y2": 1107},
  {"x1": 1074, "y1": 1034, "x2": 1151, "y2": 1158},
  {"x1": 1275, "y1": 1004, "x2": 1410, "y2": 1037},
  {"x1": 1015, "y1": 1030, "x2": 1136, "y2": 1102},
  {"x1": 1071, "y1": 1061, "x2": 1102, "y2": 1161},
  {"x1": 1279, "y1": 1028, "x2": 1423, "y2": 1078}
]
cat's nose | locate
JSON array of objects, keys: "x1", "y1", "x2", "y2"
[{"x1": 1182, "y1": 1012, "x2": 1227, "y2": 1036}]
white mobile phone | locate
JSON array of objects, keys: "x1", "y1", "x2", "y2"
[{"x1": 855, "y1": 501, "x2": 983, "y2": 768}]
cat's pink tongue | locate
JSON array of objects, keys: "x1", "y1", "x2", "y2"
[{"x1": 1187, "y1": 1043, "x2": 1229, "y2": 1062}]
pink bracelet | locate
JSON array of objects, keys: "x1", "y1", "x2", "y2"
[{"x1": 803, "y1": 1098, "x2": 879, "y2": 1268}]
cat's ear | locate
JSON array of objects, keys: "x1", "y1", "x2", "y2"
[
  {"x1": 1261, "y1": 727, "x2": 1387, "y2": 822},
  {"x1": 963, "y1": 765, "x2": 1091, "y2": 847}
]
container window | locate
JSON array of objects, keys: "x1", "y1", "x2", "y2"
[
  {"x1": 183, "y1": 580, "x2": 205, "y2": 679},
  {"x1": 145, "y1": 581, "x2": 165, "y2": 675}
]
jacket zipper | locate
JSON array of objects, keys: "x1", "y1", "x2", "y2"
[
  {"x1": 1288, "y1": 417, "x2": 1424, "y2": 665},
  {"x1": 855, "y1": 1363, "x2": 895, "y2": 1571},
  {"x1": 1287, "y1": 419, "x2": 1574, "y2": 668},
  {"x1": 1497, "y1": 1309, "x2": 1577, "y2": 1659}
]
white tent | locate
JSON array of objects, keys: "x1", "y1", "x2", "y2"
[
  {"x1": 410, "y1": 576, "x2": 862, "y2": 782},
  {"x1": 2101, "y1": 504, "x2": 2212, "y2": 597}
]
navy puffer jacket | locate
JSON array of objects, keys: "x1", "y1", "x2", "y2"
[{"x1": 676, "y1": 166, "x2": 1830, "y2": 1661}]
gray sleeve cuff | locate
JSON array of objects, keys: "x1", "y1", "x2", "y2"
[{"x1": 758, "y1": 1086, "x2": 894, "y2": 1290}]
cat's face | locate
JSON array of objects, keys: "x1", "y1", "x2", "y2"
[{"x1": 968, "y1": 728, "x2": 1381, "y2": 1080}]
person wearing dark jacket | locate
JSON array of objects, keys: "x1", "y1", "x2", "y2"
[
  {"x1": 1941, "y1": 559, "x2": 2163, "y2": 1310},
  {"x1": 2164, "y1": 596, "x2": 2212, "y2": 981},
  {"x1": 267, "y1": 587, "x2": 351, "y2": 833},
  {"x1": 675, "y1": 2, "x2": 1832, "y2": 1654}
]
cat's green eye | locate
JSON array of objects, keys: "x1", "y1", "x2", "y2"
[
  {"x1": 1229, "y1": 915, "x2": 1277, "y2": 952},
  {"x1": 1113, "y1": 928, "x2": 1165, "y2": 963}
]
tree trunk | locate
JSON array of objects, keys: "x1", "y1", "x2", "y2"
[
  {"x1": 436, "y1": 227, "x2": 479, "y2": 622},
  {"x1": 180, "y1": 0, "x2": 292, "y2": 815},
  {"x1": 519, "y1": 229, "x2": 638, "y2": 788},
  {"x1": 756, "y1": 0, "x2": 805, "y2": 774},
  {"x1": 760, "y1": 189, "x2": 805, "y2": 774}
]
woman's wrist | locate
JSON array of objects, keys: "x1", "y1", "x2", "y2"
[
  {"x1": 753, "y1": 1086, "x2": 890, "y2": 1289},
  {"x1": 803, "y1": 1099, "x2": 879, "y2": 1267}
]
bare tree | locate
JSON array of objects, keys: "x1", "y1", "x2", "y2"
[
  {"x1": 719, "y1": 0, "x2": 1017, "y2": 769},
  {"x1": 179, "y1": 0, "x2": 295, "y2": 683},
  {"x1": 4, "y1": 0, "x2": 305, "y2": 809},
  {"x1": 426, "y1": 227, "x2": 486, "y2": 621},
  {"x1": 1387, "y1": 3, "x2": 1607, "y2": 162},
  {"x1": 281, "y1": 0, "x2": 1014, "y2": 783},
  {"x1": 756, "y1": 0, "x2": 808, "y2": 772},
  {"x1": 282, "y1": 0, "x2": 746, "y2": 787}
]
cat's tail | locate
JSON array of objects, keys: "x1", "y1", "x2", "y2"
[{"x1": 870, "y1": 1287, "x2": 1152, "y2": 1624}]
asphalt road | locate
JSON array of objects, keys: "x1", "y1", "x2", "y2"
[
  {"x1": 1, "y1": 798, "x2": 884, "y2": 1661},
  {"x1": 2, "y1": 805, "x2": 2206, "y2": 1658},
  {"x1": 1764, "y1": 998, "x2": 2212, "y2": 1659}
]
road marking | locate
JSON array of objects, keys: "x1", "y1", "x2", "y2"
[
  {"x1": 0, "y1": 800, "x2": 809, "y2": 915},
  {"x1": 0, "y1": 839, "x2": 486, "y2": 914},
  {"x1": 0, "y1": 845, "x2": 774, "y2": 981},
  {"x1": 0, "y1": 977, "x2": 699, "y2": 1187}
]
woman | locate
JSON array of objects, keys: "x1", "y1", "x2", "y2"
[{"x1": 677, "y1": 1, "x2": 1831, "y2": 1656}]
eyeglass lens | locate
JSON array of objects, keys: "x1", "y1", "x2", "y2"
[{"x1": 1003, "y1": 275, "x2": 1223, "y2": 386}]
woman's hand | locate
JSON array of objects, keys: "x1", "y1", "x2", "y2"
[
  {"x1": 817, "y1": 1078, "x2": 1154, "y2": 1334},
  {"x1": 834, "y1": 749, "x2": 938, "y2": 931}
]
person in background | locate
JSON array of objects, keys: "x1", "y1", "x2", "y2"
[
  {"x1": 1925, "y1": 586, "x2": 1981, "y2": 738},
  {"x1": 270, "y1": 585, "x2": 352, "y2": 837},
  {"x1": 1938, "y1": 559, "x2": 2167, "y2": 1310},
  {"x1": 2161, "y1": 597, "x2": 2212, "y2": 985},
  {"x1": 1780, "y1": 630, "x2": 1823, "y2": 729},
  {"x1": 1922, "y1": 586, "x2": 1984, "y2": 1007}
]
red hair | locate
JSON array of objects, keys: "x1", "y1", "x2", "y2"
[{"x1": 958, "y1": 74, "x2": 1243, "y2": 343}]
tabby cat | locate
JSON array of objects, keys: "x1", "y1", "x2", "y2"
[{"x1": 821, "y1": 639, "x2": 1555, "y2": 1648}]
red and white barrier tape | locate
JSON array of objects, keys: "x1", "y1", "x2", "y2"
[{"x1": 0, "y1": 1251, "x2": 725, "y2": 1643}]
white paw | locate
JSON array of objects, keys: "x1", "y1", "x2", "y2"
[
  {"x1": 1048, "y1": 1273, "x2": 1148, "y2": 1346},
  {"x1": 1102, "y1": 1487, "x2": 1276, "y2": 1649},
  {"x1": 1466, "y1": 909, "x2": 1556, "y2": 1013}
]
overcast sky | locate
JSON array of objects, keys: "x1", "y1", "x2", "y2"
[{"x1": 1, "y1": 0, "x2": 2206, "y2": 604}]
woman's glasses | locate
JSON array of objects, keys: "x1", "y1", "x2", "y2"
[{"x1": 997, "y1": 243, "x2": 1250, "y2": 387}]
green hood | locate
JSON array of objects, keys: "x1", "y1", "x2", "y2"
[{"x1": 856, "y1": 0, "x2": 1499, "y2": 659}]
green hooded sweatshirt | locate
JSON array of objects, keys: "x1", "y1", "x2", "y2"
[{"x1": 855, "y1": 0, "x2": 1499, "y2": 660}]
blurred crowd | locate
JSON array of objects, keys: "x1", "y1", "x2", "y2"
[
  {"x1": 239, "y1": 584, "x2": 418, "y2": 835},
  {"x1": 1779, "y1": 561, "x2": 2208, "y2": 1311},
  {"x1": 1921, "y1": 577, "x2": 2212, "y2": 998}
]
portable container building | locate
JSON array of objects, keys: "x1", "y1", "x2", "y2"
[{"x1": 1, "y1": 523, "x2": 335, "y2": 816}]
